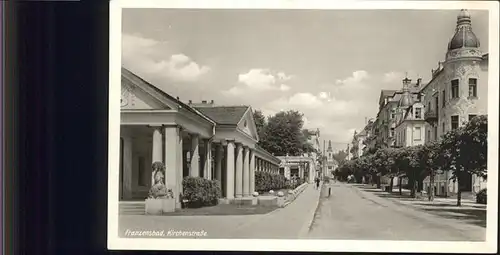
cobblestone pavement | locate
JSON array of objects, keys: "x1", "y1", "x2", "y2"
[
  {"x1": 119, "y1": 184, "x2": 321, "y2": 239},
  {"x1": 305, "y1": 183, "x2": 485, "y2": 241}
]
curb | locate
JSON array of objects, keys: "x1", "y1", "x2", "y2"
[{"x1": 297, "y1": 185, "x2": 321, "y2": 238}]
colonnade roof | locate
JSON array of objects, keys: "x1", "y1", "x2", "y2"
[
  {"x1": 122, "y1": 67, "x2": 212, "y2": 123},
  {"x1": 254, "y1": 144, "x2": 281, "y2": 165},
  {"x1": 195, "y1": 106, "x2": 249, "y2": 126}
]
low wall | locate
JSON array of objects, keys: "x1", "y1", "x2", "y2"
[{"x1": 253, "y1": 183, "x2": 309, "y2": 208}]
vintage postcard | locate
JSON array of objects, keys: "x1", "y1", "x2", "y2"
[{"x1": 108, "y1": 0, "x2": 498, "y2": 252}]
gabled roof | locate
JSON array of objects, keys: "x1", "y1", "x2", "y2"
[
  {"x1": 121, "y1": 67, "x2": 216, "y2": 125},
  {"x1": 195, "y1": 106, "x2": 249, "y2": 125}
]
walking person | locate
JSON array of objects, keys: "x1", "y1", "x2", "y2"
[{"x1": 315, "y1": 177, "x2": 320, "y2": 190}]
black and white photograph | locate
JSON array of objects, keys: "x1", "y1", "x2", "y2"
[{"x1": 107, "y1": 0, "x2": 498, "y2": 252}]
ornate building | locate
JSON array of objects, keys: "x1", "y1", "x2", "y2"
[
  {"x1": 373, "y1": 81, "x2": 422, "y2": 149},
  {"x1": 421, "y1": 9, "x2": 488, "y2": 197},
  {"x1": 394, "y1": 77, "x2": 426, "y2": 148}
]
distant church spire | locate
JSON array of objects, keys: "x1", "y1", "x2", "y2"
[{"x1": 327, "y1": 140, "x2": 332, "y2": 151}]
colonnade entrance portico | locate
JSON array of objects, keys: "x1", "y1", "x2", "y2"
[
  {"x1": 119, "y1": 126, "x2": 282, "y2": 203},
  {"x1": 119, "y1": 67, "x2": 284, "y2": 208}
]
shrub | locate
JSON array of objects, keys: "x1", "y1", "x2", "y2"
[
  {"x1": 182, "y1": 176, "x2": 222, "y2": 208},
  {"x1": 476, "y1": 188, "x2": 487, "y2": 204},
  {"x1": 255, "y1": 171, "x2": 287, "y2": 192}
]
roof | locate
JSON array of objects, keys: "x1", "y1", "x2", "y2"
[
  {"x1": 121, "y1": 67, "x2": 204, "y2": 118},
  {"x1": 448, "y1": 10, "x2": 480, "y2": 50},
  {"x1": 382, "y1": 90, "x2": 397, "y2": 97},
  {"x1": 195, "y1": 106, "x2": 249, "y2": 125}
]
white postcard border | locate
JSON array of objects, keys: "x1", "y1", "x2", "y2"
[{"x1": 108, "y1": 0, "x2": 499, "y2": 252}]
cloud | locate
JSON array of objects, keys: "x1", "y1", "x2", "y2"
[
  {"x1": 383, "y1": 71, "x2": 404, "y2": 83},
  {"x1": 261, "y1": 71, "x2": 378, "y2": 144},
  {"x1": 280, "y1": 84, "x2": 291, "y2": 91},
  {"x1": 122, "y1": 33, "x2": 210, "y2": 83},
  {"x1": 224, "y1": 68, "x2": 294, "y2": 95}
]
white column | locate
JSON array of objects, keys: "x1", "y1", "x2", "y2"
[
  {"x1": 152, "y1": 126, "x2": 163, "y2": 163},
  {"x1": 190, "y1": 134, "x2": 200, "y2": 177},
  {"x1": 225, "y1": 141, "x2": 235, "y2": 199},
  {"x1": 215, "y1": 144, "x2": 223, "y2": 181},
  {"x1": 203, "y1": 139, "x2": 212, "y2": 179},
  {"x1": 243, "y1": 146, "x2": 250, "y2": 197},
  {"x1": 177, "y1": 129, "x2": 184, "y2": 208},
  {"x1": 122, "y1": 136, "x2": 133, "y2": 199},
  {"x1": 151, "y1": 126, "x2": 163, "y2": 186},
  {"x1": 164, "y1": 125, "x2": 180, "y2": 208},
  {"x1": 250, "y1": 149, "x2": 255, "y2": 194},
  {"x1": 235, "y1": 143, "x2": 243, "y2": 198}
]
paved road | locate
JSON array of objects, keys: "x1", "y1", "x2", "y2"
[{"x1": 305, "y1": 183, "x2": 485, "y2": 241}]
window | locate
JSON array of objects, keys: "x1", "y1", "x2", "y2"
[
  {"x1": 415, "y1": 107, "x2": 422, "y2": 119},
  {"x1": 468, "y1": 78, "x2": 477, "y2": 97},
  {"x1": 415, "y1": 127, "x2": 422, "y2": 140},
  {"x1": 451, "y1": 79, "x2": 459, "y2": 98},
  {"x1": 451, "y1": 115, "x2": 459, "y2": 130},
  {"x1": 391, "y1": 111, "x2": 395, "y2": 119},
  {"x1": 469, "y1": 114, "x2": 477, "y2": 121},
  {"x1": 427, "y1": 130, "x2": 431, "y2": 141},
  {"x1": 434, "y1": 126, "x2": 438, "y2": 140},
  {"x1": 442, "y1": 122, "x2": 445, "y2": 133},
  {"x1": 390, "y1": 127, "x2": 395, "y2": 137},
  {"x1": 442, "y1": 90, "x2": 446, "y2": 107},
  {"x1": 428, "y1": 102, "x2": 431, "y2": 112}
]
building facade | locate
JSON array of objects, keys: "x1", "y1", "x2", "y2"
[
  {"x1": 420, "y1": 9, "x2": 488, "y2": 196},
  {"x1": 119, "y1": 67, "x2": 281, "y2": 210},
  {"x1": 278, "y1": 156, "x2": 316, "y2": 183},
  {"x1": 370, "y1": 10, "x2": 488, "y2": 197}
]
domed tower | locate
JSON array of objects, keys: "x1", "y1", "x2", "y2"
[
  {"x1": 445, "y1": 9, "x2": 483, "y2": 62},
  {"x1": 443, "y1": 9, "x2": 485, "y2": 125},
  {"x1": 396, "y1": 76, "x2": 414, "y2": 123}
]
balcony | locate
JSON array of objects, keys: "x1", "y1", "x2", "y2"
[{"x1": 424, "y1": 110, "x2": 438, "y2": 123}]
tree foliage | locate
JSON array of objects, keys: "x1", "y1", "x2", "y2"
[
  {"x1": 335, "y1": 115, "x2": 487, "y2": 206},
  {"x1": 253, "y1": 109, "x2": 314, "y2": 156},
  {"x1": 253, "y1": 110, "x2": 267, "y2": 140}
]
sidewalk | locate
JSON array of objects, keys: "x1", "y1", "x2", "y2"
[
  {"x1": 229, "y1": 183, "x2": 321, "y2": 239},
  {"x1": 348, "y1": 183, "x2": 486, "y2": 234},
  {"x1": 119, "y1": 184, "x2": 322, "y2": 239}
]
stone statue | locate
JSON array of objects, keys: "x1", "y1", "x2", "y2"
[{"x1": 151, "y1": 161, "x2": 166, "y2": 186}]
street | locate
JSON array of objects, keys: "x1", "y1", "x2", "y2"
[{"x1": 306, "y1": 183, "x2": 485, "y2": 241}]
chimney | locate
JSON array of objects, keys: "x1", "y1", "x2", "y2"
[
  {"x1": 210, "y1": 100, "x2": 214, "y2": 104},
  {"x1": 188, "y1": 100, "x2": 192, "y2": 104},
  {"x1": 416, "y1": 78, "x2": 422, "y2": 86},
  {"x1": 176, "y1": 96, "x2": 180, "y2": 100},
  {"x1": 202, "y1": 100, "x2": 207, "y2": 104}
]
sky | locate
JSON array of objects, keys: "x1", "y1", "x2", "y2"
[{"x1": 121, "y1": 9, "x2": 489, "y2": 152}]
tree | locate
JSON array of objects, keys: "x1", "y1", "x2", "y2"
[
  {"x1": 253, "y1": 110, "x2": 267, "y2": 140},
  {"x1": 258, "y1": 110, "x2": 307, "y2": 156},
  {"x1": 300, "y1": 129, "x2": 316, "y2": 154},
  {"x1": 439, "y1": 115, "x2": 488, "y2": 206},
  {"x1": 459, "y1": 115, "x2": 487, "y2": 179},
  {"x1": 438, "y1": 128, "x2": 463, "y2": 205},
  {"x1": 420, "y1": 141, "x2": 441, "y2": 201},
  {"x1": 333, "y1": 150, "x2": 348, "y2": 162}
]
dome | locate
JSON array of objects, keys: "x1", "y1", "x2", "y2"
[
  {"x1": 448, "y1": 9, "x2": 480, "y2": 50},
  {"x1": 398, "y1": 94, "x2": 413, "y2": 108},
  {"x1": 457, "y1": 9, "x2": 471, "y2": 20}
]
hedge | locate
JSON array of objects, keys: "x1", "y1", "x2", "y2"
[
  {"x1": 182, "y1": 176, "x2": 222, "y2": 208},
  {"x1": 255, "y1": 171, "x2": 288, "y2": 192},
  {"x1": 476, "y1": 188, "x2": 487, "y2": 204}
]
